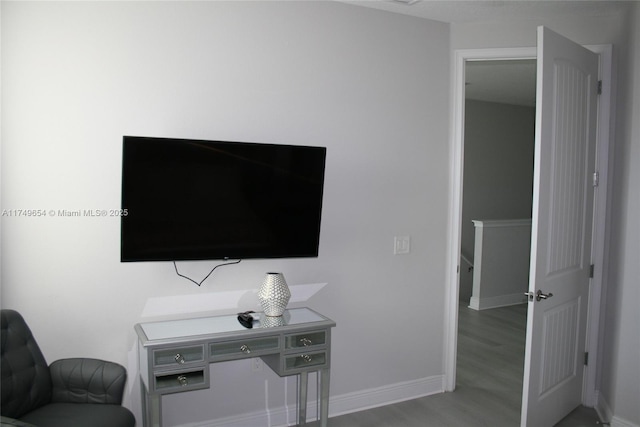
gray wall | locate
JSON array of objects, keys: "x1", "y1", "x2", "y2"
[
  {"x1": 460, "y1": 99, "x2": 535, "y2": 301},
  {"x1": 1, "y1": 2, "x2": 450, "y2": 425},
  {"x1": 2, "y1": 2, "x2": 637, "y2": 426}
]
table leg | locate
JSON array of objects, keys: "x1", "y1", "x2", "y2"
[
  {"x1": 319, "y1": 368, "x2": 330, "y2": 427},
  {"x1": 141, "y1": 380, "x2": 162, "y2": 427},
  {"x1": 149, "y1": 393, "x2": 162, "y2": 427},
  {"x1": 298, "y1": 371, "x2": 309, "y2": 425}
]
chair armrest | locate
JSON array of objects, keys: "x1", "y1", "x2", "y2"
[
  {"x1": 0, "y1": 416, "x2": 37, "y2": 427},
  {"x1": 49, "y1": 358, "x2": 127, "y2": 404}
]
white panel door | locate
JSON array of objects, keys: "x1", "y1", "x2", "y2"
[{"x1": 521, "y1": 27, "x2": 599, "y2": 426}]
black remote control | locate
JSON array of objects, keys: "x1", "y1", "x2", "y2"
[{"x1": 237, "y1": 311, "x2": 255, "y2": 329}]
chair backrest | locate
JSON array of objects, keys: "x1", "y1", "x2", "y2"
[{"x1": 1, "y1": 309, "x2": 53, "y2": 419}]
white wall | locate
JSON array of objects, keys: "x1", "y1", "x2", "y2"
[
  {"x1": 469, "y1": 219, "x2": 531, "y2": 310},
  {"x1": 452, "y1": 7, "x2": 639, "y2": 426},
  {"x1": 1, "y1": 1, "x2": 450, "y2": 425}
]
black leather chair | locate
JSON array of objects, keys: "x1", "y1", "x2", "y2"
[{"x1": 1, "y1": 309, "x2": 135, "y2": 427}]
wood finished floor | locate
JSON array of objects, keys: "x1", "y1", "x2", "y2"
[{"x1": 306, "y1": 303, "x2": 601, "y2": 426}]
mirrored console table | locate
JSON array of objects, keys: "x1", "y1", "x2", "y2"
[{"x1": 135, "y1": 307, "x2": 336, "y2": 427}]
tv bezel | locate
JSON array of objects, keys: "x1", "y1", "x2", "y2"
[{"x1": 120, "y1": 136, "x2": 327, "y2": 262}]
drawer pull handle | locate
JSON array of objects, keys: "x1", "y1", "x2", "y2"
[
  {"x1": 240, "y1": 345, "x2": 251, "y2": 354},
  {"x1": 300, "y1": 338, "x2": 312, "y2": 347},
  {"x1": 177, "y1": 375, "x2": 188, "y2": 386},
  {"x1": 300, "y1": 354, "x2": 313, "y2": 363},
  {"x1": 174, "y1": 353, "x2": 185, "y2": 364}
]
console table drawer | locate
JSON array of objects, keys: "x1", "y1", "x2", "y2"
[
  {"x1": 284, "y1": 351, "x2": 327, "y2": 372},
  {"x1": 154, "y1": 367, "x2": 208, "y2": 393},
  {"x1": 285, "y1": 330, "x2": 327, "y2": 350},
  {"x1": 210, "y1": 336, "x2": 280, "y2": 360},
  {"x1": 153, "y1": 345, "x2": 205, "y2": 368}
]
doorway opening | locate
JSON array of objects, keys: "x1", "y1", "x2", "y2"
[
  {"x1": 459, "y1": 58, "x2": 536, "y2": 307},
  {"x1": 456, "y1": 58, "x2": 536, "y2": 424},
  {"x1": 445, "y1": 41, "x2": 613, "y2": 425}
]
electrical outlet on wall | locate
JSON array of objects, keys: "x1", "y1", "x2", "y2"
[{"x1": 394, "y1": 236, "x2": 411, "y2": 255}]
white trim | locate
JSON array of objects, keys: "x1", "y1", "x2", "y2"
[
  {"x1": 596, "y1": 391, "x2": 614, "y2": 424},
  {"x1": 612, "y1": 417, "x2": 640, "y2": 427},
  {"x1": 445, "y1": 45, "x2": 611, "y2": 409},
  {"x1": 594, "y1": 393, "x2": 640, "y2": 427},
  {"x1": 175, "y1": 376, "x2": 445, "y2": 427},
  {"x1": 328, "y1": 375, "x2": 444, "y2": 418},
  {"x1": 582, "y1": 43, "x2": 614, "y2": 408},
  {"x1": 176, "y1": 407, "x2": 278, "y2": 427},
  {"x1": 444, "y1": 46, "x2": 536, "y2": 393}
]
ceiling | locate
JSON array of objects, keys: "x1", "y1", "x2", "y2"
[
  {"x1": 465, "y1": 59, "x2": 537, "y2": 107},
  {"x1": 339, "y1": 0, "x2": 629, "y2": 24},
  {"x1": 339, "y1": 0, "x2": 628, "y2": 106}
]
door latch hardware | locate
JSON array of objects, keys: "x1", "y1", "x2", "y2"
[
  {"x1": 535, "y1": 290, "x2": 553, "y2": 301},
  {"x1": 524, "y1": 290, "x2": 554, "y2": 302}
]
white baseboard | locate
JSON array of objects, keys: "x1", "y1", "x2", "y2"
[
  {"x1": 596, "y1": 391, "x2": 613, "y2": 424},
  {"x1": 469, "y1": 293, "x2": 527, "y2": 310},
  {"x1": 178, "y1": 408, "x2": 280, "y2": 427},
  {"x1": 595, "y1": 391, "x2": 640, "y2": 427},
  {"x1": 611, "y1": 417, "x2": 640, "y2": 427},
  {"x1": 177, "y1": 375, "x2": 445, "y2": 427},
  {"x1": 329, "y1": 375, "x2": 445, "y2": 418},
  {"x1": 612, "y1": 416, "x2": 640, "y2": 427}
]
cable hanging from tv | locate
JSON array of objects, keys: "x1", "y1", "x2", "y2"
[{"x1": 173, "y1": 259, "x2": 242, "y2": 286}]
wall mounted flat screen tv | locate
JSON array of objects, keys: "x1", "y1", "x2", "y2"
[{"x1": 121, "y1": 136, "x2": 327, "y2": 262}]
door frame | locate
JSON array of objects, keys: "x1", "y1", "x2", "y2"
[{"x1": 444, "y1": 44, "x2": 613, "y2": 409}]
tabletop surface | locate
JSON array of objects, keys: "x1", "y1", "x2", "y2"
[{"x1": 137, "y1": 307, "x2": 331, "y2": 341}]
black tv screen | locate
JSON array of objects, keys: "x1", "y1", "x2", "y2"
[{"x1": 121, "y1": 136, "x2": 326, "y2": 262}]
